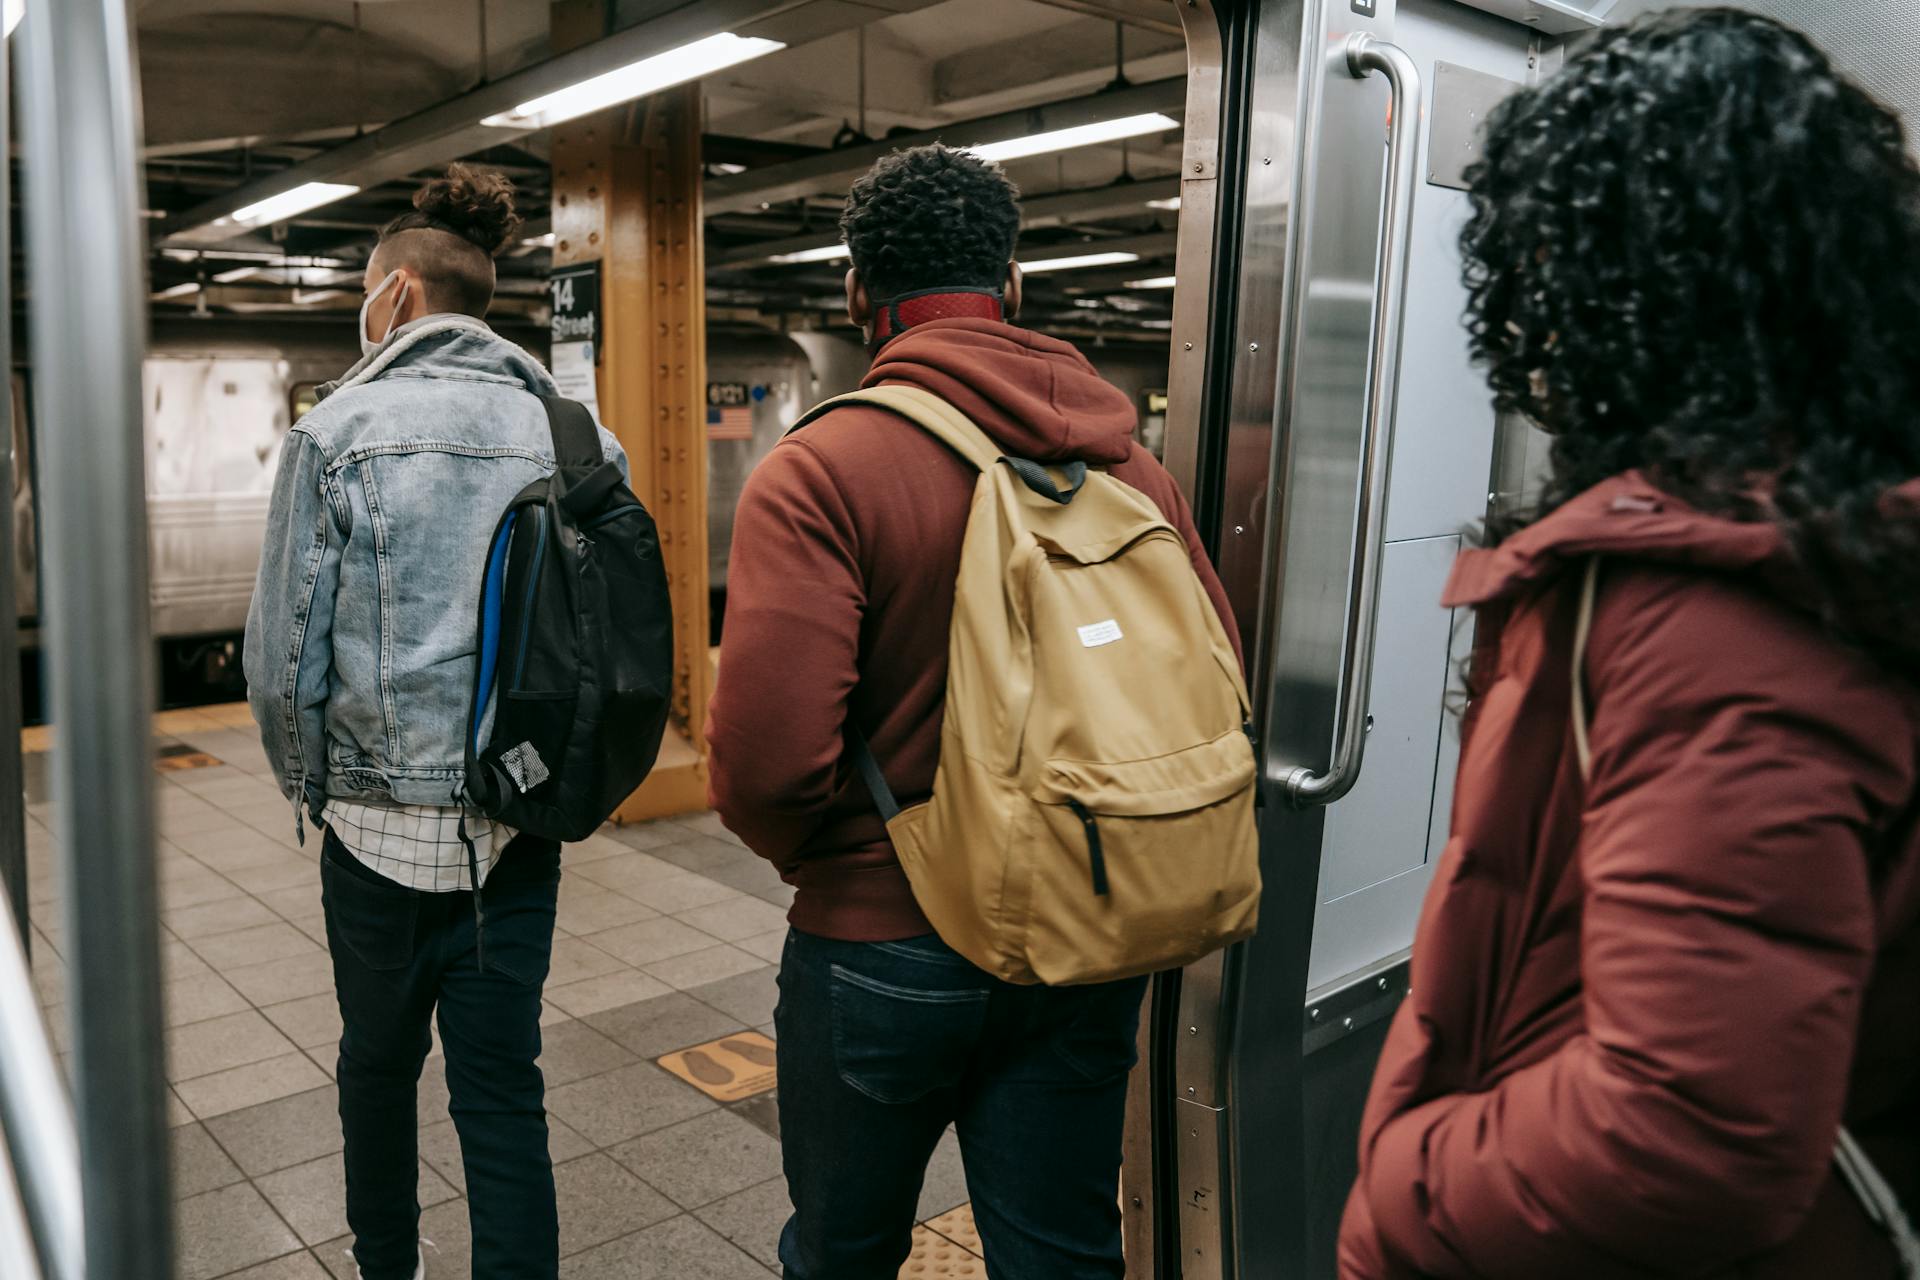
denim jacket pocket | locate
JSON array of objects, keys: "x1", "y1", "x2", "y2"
[
  {"x1": 320, "y1": 844, "x2": 417, "y2": 972},
  {"x1": 829, "y1": 964, "x2": 991, "y2": 1105}
]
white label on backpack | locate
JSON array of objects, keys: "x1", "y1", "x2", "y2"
[
  {"x1": 1078, "y1": 619, "x2": 1124, "y2": 649},
  {"x1": 501, "y1": 741, "x2": 551, "y2": 794}
]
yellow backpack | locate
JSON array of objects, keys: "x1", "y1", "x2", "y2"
[{"x1": 803, "y1": 385, "x2": 1262, "y2": 985}]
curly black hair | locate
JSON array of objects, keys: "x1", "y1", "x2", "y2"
[
  {"x1": 841, "y1": 144, "x2": 1022, "y2": 300},
  {"x1": 1463, "y1": 8, "x2": 1920, "y2": 657}
]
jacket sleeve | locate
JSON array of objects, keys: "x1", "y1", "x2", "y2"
[
  {"x1": 244, "y1": 430, "x2": 345, "y2": 821},
  {"x1": 1362, "y1": 572, "x2": 1906, "y2": 1277},
  {"x1": 707, "y1": 438, "x2": 865, "y2": 864}
]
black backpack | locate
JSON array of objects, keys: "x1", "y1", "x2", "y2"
[{"x1": 462, "y1": 395, "x2": 674, "y2": 845}]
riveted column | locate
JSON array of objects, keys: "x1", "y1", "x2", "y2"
[{"x1": 551, "y1": 1, "x2": 712, "y2": 819}]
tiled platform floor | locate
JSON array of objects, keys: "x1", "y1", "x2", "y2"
[{"x1": 20, "y1": 705, "x2": 985, "y2": 1279}]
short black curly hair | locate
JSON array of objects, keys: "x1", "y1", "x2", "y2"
[
  {"x1": 1464, "y1": 8, "x2": 1920, "y2": 658},
  {"x1": 840, "y1": 144, "x2": 1022, "y2": 301}
]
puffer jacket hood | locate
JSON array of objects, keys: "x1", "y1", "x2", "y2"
[
  {"x1": 1447, "y1": 470, "x2": 1920, "y2": 665},
  {"x1": 864, "y1": 317, "x2": 1139, "y2": 465}
]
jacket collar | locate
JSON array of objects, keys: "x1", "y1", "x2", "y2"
[{"x1": 316, "y1": 313, "x2": 558, "y2": 403}]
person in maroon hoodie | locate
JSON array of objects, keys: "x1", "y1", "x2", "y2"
[
  {"x1": 708, "y1": 144, "x2": 1237, "y2": 1279},
  {"x1": 1338, "y1": 12, "x2": 1920, "y2": 1278}
]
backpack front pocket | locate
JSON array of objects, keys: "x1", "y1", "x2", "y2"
[{"x1": 1024, "y1": 730, "x2": 1261, "y2": 985}]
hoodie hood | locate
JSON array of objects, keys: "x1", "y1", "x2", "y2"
[
  {"x1": 863, "y1": 317, "x2": 1139, "y2": 465},
  {"x1": 317, "y1": 313, "x2": 559, "y2": 403}
]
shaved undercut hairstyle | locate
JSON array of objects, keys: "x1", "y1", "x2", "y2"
[{"x1": 372, "y1": 163, "x2": 523, "y2": 318}]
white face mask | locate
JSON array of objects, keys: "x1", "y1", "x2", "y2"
[{"x1": 359, "y1": 270, "x2": 410, "y2": 358}]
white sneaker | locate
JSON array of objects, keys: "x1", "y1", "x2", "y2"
[{"x1": 347, "y1": 1241, "x2": 429, "y2": 1280}]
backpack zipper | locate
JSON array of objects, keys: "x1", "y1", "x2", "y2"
[
  {"x1": 1064, "y1": 798, "x2": 1109, "y2": 896},
  {"x1": 509, "y1": 507, "x2": 548, "y2": 690}
]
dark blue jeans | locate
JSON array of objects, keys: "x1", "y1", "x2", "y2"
[
  {"x1": 774, "y1": 928, "x2": 1149, "y2": 1279},
  {"x1": 321, "y1": 829, "x2": 561, "y2": 1280}
]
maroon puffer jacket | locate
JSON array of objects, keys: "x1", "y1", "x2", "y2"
[{"x1": 1338, "y1": 473, "x2": 1920, "y2": 1278}]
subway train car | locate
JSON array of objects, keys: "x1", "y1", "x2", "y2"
[{"x1": 11, "y1": 321, "x2": 1168, "y2": 687}]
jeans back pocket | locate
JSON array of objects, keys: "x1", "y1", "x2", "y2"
[{"x1": 829, "y1": 964, "x2": 991, "y2": 1105}]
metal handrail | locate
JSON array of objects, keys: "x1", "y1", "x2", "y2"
[
  {"x1": 0, "y1": 878, "x2": 83, "y2": 1280},
  {"x1": 1282, "y1": 33, "x2": 1423, "y2": 807}
]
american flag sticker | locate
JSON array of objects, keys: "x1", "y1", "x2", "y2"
[{"x1": 707, "y1": 381, "x2": 755, "y2": 440}]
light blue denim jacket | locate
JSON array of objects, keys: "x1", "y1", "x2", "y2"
[{"x1": 244, "y1": 314, "x2": 626, "y2": 834}]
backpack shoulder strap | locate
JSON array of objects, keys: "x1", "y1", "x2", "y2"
[
  {"x1": 539, "y1": 394, "x2": 604, "y2": 472},
  {"x1": 1570, "y1": 556, "x2": 1601, "y2": 778},
  {"x1": 790, "y1": 385, "x2": 1002, "y2": 474}
]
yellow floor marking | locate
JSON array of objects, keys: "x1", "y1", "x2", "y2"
[
  {"x1": 925, "y1": 1204, "x2": 981, "y2": 1257},
  {"x1": 656, "y1": 1030, "x2": 777, "y2": 1102},
  {"x1": 900, "y1": 1224, "x2": 986, "y2": 1278},
  {"x1": 154, "y1": 751, "x2": 223, "y2": 772}
]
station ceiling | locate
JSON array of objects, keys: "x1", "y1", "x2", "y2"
[{"x1": 133, "y1": 0, "x2": 1189, "y2": 340}]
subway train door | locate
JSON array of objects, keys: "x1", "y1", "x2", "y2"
[{"x1": 1144, "y1": 1, "x2": 1567, "y2": 1275}]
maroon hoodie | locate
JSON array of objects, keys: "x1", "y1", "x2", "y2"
[{"x1": 707, "y1": 318, "x2": 1240, "y2": 941}]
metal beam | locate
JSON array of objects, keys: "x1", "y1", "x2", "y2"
[
  {"x1": 0, "y1": 26, "x2": 26, "y2": 956},
  {"x1": 160, "y1": 0, "x2": 817, "y2": 240},
  {"x1": 19, "y1": 2, "x2": 174, "y2": 1279},
  {"x1": 705, "y1": 77, "x2": 1187, "y2": 215}
]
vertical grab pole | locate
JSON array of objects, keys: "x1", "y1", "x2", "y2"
[
  {"x1": 0, "y1": 26, "x2": 27, "y2": 955},
  {"x1": 19, "y1": 2, "x2": 175, "y2": 1277}
]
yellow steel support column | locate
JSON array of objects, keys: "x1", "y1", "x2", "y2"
[{"x1": 551, "y1": 2, "x2": 711, "y2": 819}]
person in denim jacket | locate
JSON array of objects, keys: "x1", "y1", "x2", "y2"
[{"x1": 246, "y1": 165, "x2": 623, "y2": 1280}]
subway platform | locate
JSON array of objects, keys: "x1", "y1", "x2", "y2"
[{"x1": 19, "y1": 706, "x2": 984, "y2": 1279}]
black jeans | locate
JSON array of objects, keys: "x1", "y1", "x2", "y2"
[
  {"x1": 321, "y1": 829, "x2": 561, "y2": 1280},
  {"x1": 774, "y1": 928, "x2": 1149, "y2": 1280}
]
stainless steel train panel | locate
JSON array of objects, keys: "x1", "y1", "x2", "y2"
[
  {"x1": 1383, "y1": 0, "x2": 1530, "y2": 544},
  {"x1": 1309, "y1": 532, "x2": 1459, "y2": 990},
  {"x1": 1158, "y1": 0, "x2": 1542, "y2": 1273}
]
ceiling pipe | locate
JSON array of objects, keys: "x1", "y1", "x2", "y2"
[
  {"x1": 158, "y1": 0, "x2": 828, "y2": 241},
  {"x1": 704, "y1": 76, "x2": 1185, "y2": 216}
]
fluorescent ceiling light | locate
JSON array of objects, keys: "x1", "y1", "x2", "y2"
[
  {"x1": 224, "y1": 182, "x2": 360, "y2": 229},
  {"x1": 1146, "y1": 196, "x2": 1181, "y2": 211},
  {"x1": 768, "y1": 244, "x2": 850, "y2": 266},
  {"x1": 482, "y1": 33, "x2": 785, "y2": 130},
  {"x1": 1018, "y1": 251, "x2": 1140, "y2": 274},
  {"x1": 152, "y1": 282, "x2": 199, "y2": 300},
  {"x1": 4, "y1": 0, "x2": 21, "y2": 39},
  {"x1": 523, "y1": 232, "x2": 557, "y2": 249},
  {"x1": 212, "y1": 266, "x2": 260, "y2": 283},
  {"x1": 1125, "y1": 276, "x2": 1177, "y2": 289},
  {"x1": 970, "y1": 113, "x2": 1178, "y2": 164}
]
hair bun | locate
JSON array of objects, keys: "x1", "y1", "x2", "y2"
[{"x1": 413, "y1": 163, "x2": 522, "y2": 257}]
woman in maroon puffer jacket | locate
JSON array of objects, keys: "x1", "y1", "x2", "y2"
[{"x1": 1338, "y1": 11, "x2": 1920, "y2": 1278}]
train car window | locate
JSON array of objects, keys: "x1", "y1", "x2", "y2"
[
  {"x1": 290, "y1": 381, "x2": 322, "y2": 421},
  {"x1": 1139, "y1": 389, "x2": 1169, "y2": 461},
  {"x1": 144, "y1": 357, "x2": 289, "y2": 495}
]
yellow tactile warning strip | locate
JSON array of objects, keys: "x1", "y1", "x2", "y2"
[
  {"x1": 19, "y1": 723, "x2": 52, "y2": 754},
  {"x1": 656, "y1": 1030, "x2": 778, "y2": 1102},
  {"x1": 925, "y1": 1204, "x2": 981, "y2": 1255},
  {"x1": 900, "y1": 1222, "x2": 986, "y2": 1278},
  {"x1": 154, "y1": 745, "x2": 224, "y2": 772},
  {"x1": 22, "y1": 702, "x2": 259, "y2": 755}
]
